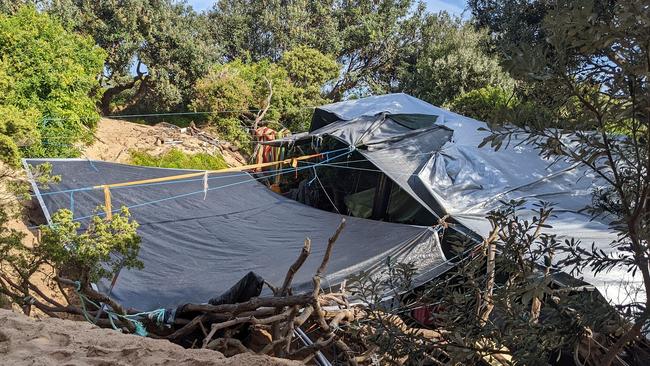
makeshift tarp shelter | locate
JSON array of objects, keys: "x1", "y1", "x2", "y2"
[
  {"x1": 24, "y1": 159, "x2": 451, "y2": 310},
  {"x1": 292, "y1": 93, "x2": 640, "y2": 305}
]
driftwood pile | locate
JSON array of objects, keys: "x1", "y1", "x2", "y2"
[
  {"x1": 47, "y1": 218, "x2": 444, "y2": 365},
  {"x1": 163, "y1": 219, "x2": 358, "y2": 364}
]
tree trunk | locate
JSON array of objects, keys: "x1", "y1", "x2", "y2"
[{"x1": 100, "y1": 62, "x2": 147, "y2": 115}]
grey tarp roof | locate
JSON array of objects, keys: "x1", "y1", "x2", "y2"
[
  {"x1": 308, "y1": 93, "x2": 639, "y2": 305},
  {"x1": 25, "y1": 159, "x2": 449, "y2": 310}
]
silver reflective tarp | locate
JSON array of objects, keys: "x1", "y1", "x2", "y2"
[{"x1": 312, "y1": 93, "x2": 640, "y2": 305}]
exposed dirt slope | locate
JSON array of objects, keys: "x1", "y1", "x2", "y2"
[
  {"x1": 0, "y1": 309, "x2": 301, "y2": 366},
  {"x1": 83, "y1": 118, "x2": 246, "y2": 167}
]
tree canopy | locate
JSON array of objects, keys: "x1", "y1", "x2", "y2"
[
  {"x1": 395, "y1": 12, "x2": 513, "y2": 107},
  {"x1": 206, "y1": 1, "x2": 514, "y2": 116},
  {"x1": 47, "y1": 0, "x2": 220, "y2": 115}
]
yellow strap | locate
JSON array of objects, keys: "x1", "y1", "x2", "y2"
[
  {"x1": 103, "y1": 185, "x2": 112, "y2": 219},
  {"x1": 94, "y1": 153, "x2": 322, "y2": 190}
]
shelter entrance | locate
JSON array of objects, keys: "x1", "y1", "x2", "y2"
[{"x1": 256, "y1": 139, "x2": 437, "y2": 226}]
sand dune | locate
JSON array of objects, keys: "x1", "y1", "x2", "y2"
[{"x1": 0, "y1": 309, "x2": 301, "y2": 366}]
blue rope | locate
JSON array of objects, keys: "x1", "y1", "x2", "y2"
[
  {"x1": 69, "y1": 191, "x2": 74, "y2": 218},
  {"x1": 67, "y1": 149, "x2": 351, "y2": 223},
  {"x1": 86, "y1": 158, "x2": 99, "y2": 173},
  {"x1": 31, "y1": 147, "x2": 352, "y2": 198},
  {"x1": 26, "y1": 150, "x2": 351, "y2": 230},
  {"x1": 72, "y1": 280, "x2": 165, "y2": 336}
]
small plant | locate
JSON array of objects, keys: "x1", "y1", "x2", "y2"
[{"x1": 0, "y1": 162, "x2": 141, "y2": 319}]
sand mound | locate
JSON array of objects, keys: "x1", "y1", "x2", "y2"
[{"x1": 0, "y1": 309, "x2": 301, "y2": 366}]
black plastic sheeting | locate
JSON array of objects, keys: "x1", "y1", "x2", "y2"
[{"x1": 25, "y1": 159, "x2": 450, "y2": 311}]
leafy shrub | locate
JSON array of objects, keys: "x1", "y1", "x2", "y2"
[
  {"x1": 450, "y1": 87, "x2": 516, "y2": 122},
  {"x1": 450, "y1": 86, "x2": 551, "y2": 127},
  {"x1": 40, "y1": 208, "x2": 142, "y2": 283},
  {"x1": 0, "y1": 7, "x2": 105, "y2": 162},
  {"x1": 190, "y1": 46, "x2": 339, "y2": 142},
  {"x1": 129, "y1": 149, "x2": 228, "y2": 170}
]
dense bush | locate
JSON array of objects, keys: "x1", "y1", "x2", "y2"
[
  {"x1": 129, "y1": 149, "x2": 228, "y2": 170},
  {"x1": 191, "y1": 46, "x2": 338, "y2": 147},
  {"x1": 397, "y1": 14, "x2": 514, "y2": 106},
  {"x1": 0, "y1": 7, "x2": 105, "y2": 163},
  {"x1": 450, "y1": 86, "x2": 552, "y2": 127}
]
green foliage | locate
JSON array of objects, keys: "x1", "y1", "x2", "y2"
[
  {"x1": 0, "y1": 160, "x2": 140, "y2": 318},
  {"x1": 350, "y1": 201, "x2": 618, "y2": 364},
  {"x1": 450, "y1": 87, "x2": 515, "y2": 122},
  {"x1": 191, "y1": 46, "x2": 338, "y2": 141},
  {"x1": 47, "y1": 0, "x2": 220, "y2": 114},
  {"x1": 2, "y1": 162, "x2": 139, "y2": 288},
  {"x1": 476, "y1": 1, "x2": 650, "y2": 362},
  {"x1": 468, "y1": 0, "x2": 549, "y2": 57},
  {"x1": 397, "y1": 13, "x2": 514, "y2": 106},
  {"x1": 210, "y1": 0, "x2": 341, "y2": 62},
  {"x1": 280, "y1": 46, "x2": 339, "y2": 128},
  {"x1": 0, "y1": 6, "x2": 105, "y2": 161},
  {"x1": 329, "y1": 0, "x2": 415, "y2": 99},
  {"x1": 130, "y1": 149, "x2": 228, "y2": 170},
  {"x1": 450, "y1": 86, "x2": 551, "y2": 126},
  {"x1": 210, "y1": 0, "x2": 415, "y2": 100},
  {"x1": 0, "y1": 0, "x2": 37, "y2": 14},
  {"x1": 280, "y1": 46, "x2": 339, "y2": 89},
  {"x1": 40, "y1": 208, "x2": 142, "y2": 283}
]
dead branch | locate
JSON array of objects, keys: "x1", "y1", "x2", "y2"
[
  {"x1": 206, "y1": 337, "x2": 252, "y2": 355},
  {"x1": 253, "y1": 77, "x2": 273, "y2": 131},
  {"x1": 180, "y1": 293, "x2": 313, "y2": 315},
  {"x1": 202, "y1": 309, "x2": 293, "y2": 348},
  {"x1": 312, "y1": 219, "x2": 347, "y2": 331},
  {"x1": 480, "y1": 226, "x2": 499, "y2": 325},
  {"x1": 259, "y1": 338, "x2": 286, "y2": 355},
  {"x1": 295, "y1": 305, "x2": 313, "y2": 327},
  {"x1": 167, "y1": 314, "x2": 207, "y2": 341},
  {"x1": 288, "y1": 334, "x2": 336, "y2": 360},
  {"x1": 282, "y1": 305, "x2": 300, "y2": 354},
  {"x1": 272, "y1": 237, "x2": 312, "y2": 355},
  {"x1": 280, "y1": 238, "x2": 311, "y2": 296}
]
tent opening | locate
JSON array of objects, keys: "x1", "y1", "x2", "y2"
[{"x1": 253, "y1": 136, "x2": 472, "y2": 260}]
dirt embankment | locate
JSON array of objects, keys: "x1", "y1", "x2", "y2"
[
  {"x1": 83, "y1": 118, "x2": 246, "y2": 167},
  {"x1": 0, "y1": 309, "x2": 300, "y2": 366}
]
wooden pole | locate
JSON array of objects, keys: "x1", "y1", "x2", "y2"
[
  {"x1": 103, "y1": 185, "x2": 112, "y2": 219},
  {"x1": 93, "y1": 153, "x2": 323, "y2": 190}
]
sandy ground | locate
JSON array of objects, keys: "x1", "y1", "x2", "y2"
[
  {"x1": 0, "y1": 309, "x2": 301, "y2": 366},
  {"x1": 83, "y1": 118, "x2": 246, "y2": 167}
]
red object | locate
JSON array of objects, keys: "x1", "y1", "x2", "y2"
[{"x1": 412, "y1": 305, "x2": 434, "y2": 325}]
